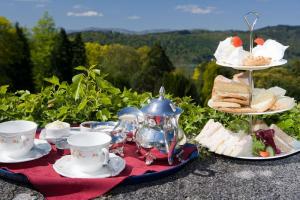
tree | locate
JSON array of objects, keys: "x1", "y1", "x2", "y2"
[
  {"x1": 0, "y1": 16, "x2": 17, "y2": 85},
  {"x1": 71, "y1": 33, "x2": 86, "y2": 72},
  {"x1": 85, "y1": 42, "x2": 140, "y2": 89},
  {"x1": 144, "y1": 43, "x2": 175, "y2": 73},
  {"x1": 51, "y1": 28, "x2": 73, "y2": 82},
  {"x1": 131, "y1": 43, "x2": 175, "y2": 93},
  {"x1": 8, "y1": 23, "x2": 34, "y2": 91},
  {"x1": 31, "y1": 12, "x2": 57, "y2": 90},
  {"x1": 162, "y1": 73, "x2": 200, "y2": 103},
  {"x1": 85, "y1": 42, "x2": 103, "y2": 66}
]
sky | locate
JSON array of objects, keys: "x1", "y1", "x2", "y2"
[{"x1": 1, "y1": 0, "x2": 300, "y2": 31}]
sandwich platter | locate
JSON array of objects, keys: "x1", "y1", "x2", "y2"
[
  {"x1": 207, "y1": 99, "x2": 296, "y2": 115},
  {"x1": 216, "y1": 59, "x2": 287, "y2": 71},
  {"x1": 195, "y1": 119, "x2": 300, "y2": 160},
  {"x1": 215, "y1": 142, "x2": 300, "y2": 160}
]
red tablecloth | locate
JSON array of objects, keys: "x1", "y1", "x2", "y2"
[{"x1": 0, "y1": 134, "x2": 197, "y2": 200}]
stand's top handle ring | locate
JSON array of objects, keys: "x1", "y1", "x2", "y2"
[{"x1": 244, "y1": 11, "x2": 259, "y2": 31}]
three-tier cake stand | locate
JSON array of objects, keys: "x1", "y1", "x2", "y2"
[{"x1": 208, "y1": 11, "x2": 299, "y2": 160}]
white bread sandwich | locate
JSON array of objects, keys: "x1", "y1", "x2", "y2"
[
  {"x1": 195, "y1": 120, "x2": 253, "y2": 157},
  {"x1": 251, "y1": 90, "x2": 276, "y2": 112},
  {"x1": 270, "y1": 124, "x2": 297, "y2": 153},
  {"x1": 267, "y1": 86, "x2": 286, "y2": 97},
  {"x1": 270, "y1": 96, "x2": 295, "y2": 111},
  {"x1": 230, "y1": 135, "x2": 253, "y2": 157},
  {"x1": 194, "y1": 119, "x2": 222, "y2": 144}
]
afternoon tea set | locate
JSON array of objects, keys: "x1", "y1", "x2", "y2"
[
  {"x1": 1, "y1": 12, "x2": 300, "y2": 184},
  {"x1": 0, "y1": 85, "x2": 188, "y2": 178}
]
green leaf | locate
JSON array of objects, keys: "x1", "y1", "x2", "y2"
[
  {"x1": 72, "y1": 74, "x2": 84, "y2": 83},
  {"x1": 93, "y1": 69, "x2": 100, "y2": 75},
  {"x1": 100, "y1": 96, "x2": 112, "y2": 105},
  {"x1": 74, "y1": 66, "x2": 87, "y2": 71},
  {"x1": 77, "y1": 98, "x2": 88, "y2": 111},
  {"x1": 0, "y1": 105, "x2": 8, "y2": 111},
  {"x1": 57, "y1": 106, "x2": 68, "y2": 118},
  {"x1": 44, "y1": 76, "x2": 60, "y2": 86},
  {"x1": 0, "y1": 85, "x2": 9, "y2": 95},
  {"x1": 72, "y1": 75, "x2": 84, "y2": 101}
]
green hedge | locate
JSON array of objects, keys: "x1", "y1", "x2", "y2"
[{"x1": 0, "y1": 65, "x2": 299, "y2": 140}]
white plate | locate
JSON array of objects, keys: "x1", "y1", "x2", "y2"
[
  {"x1": 207, "y1": 99, "x2": 295, "y2": 115},
  {"x1": 216, "y1": 59, "x2": 287, "y2": 71},
  {"x1": 53, "y1": 153, "x2": 126, "y2": 178},
  {"x1": 0, "y1": 139, "x2": 51, "y2": 163},
  {"x1": 213, "y1": 140, "x2": 300, "y2": 160}
]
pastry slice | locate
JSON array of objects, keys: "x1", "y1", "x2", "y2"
[
  {"x1": 233, "y1": 72, "x2": 250, "y2": 85},
  {"x1": 212, "y1": 90, "x2": 250, "y2": 101},
  {"x1": 214, "y1": 75, "x2": 250, "y2": 94},
  {"x1": 243, "y1": 55, "x2": 271, "y2": 66},
  {"x1": 216, "y1": 107, "x2": 255, "y2": 114},
  {"x1": 211, "y1": 101, "x2": 241, "y2": 108},
  {"x1": 213, "y1": 97, "x2": 250, "y2": 106}
]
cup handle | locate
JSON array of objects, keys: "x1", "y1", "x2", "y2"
[{"x1": 101, "y1": 148, "x2": 109, "y2": 166}]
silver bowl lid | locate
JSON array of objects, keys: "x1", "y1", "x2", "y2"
[
  {"x1": 117, "y1": 107, "x2": 143, "y2": 118},
  {"x1": 141, "y1": 86, "x2": 183, "y2": 116}
]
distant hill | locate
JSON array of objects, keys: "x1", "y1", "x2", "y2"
[{"x1": 69, "y1": 25, "x2": 300, "y2": 66}]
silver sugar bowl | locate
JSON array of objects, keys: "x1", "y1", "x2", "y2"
[
  {"x1": 135, "y1": 86, "x2": 186, "y2": 165},
  {"x1": 110, "y1": 107, "x2": 143, "y2": 156}
]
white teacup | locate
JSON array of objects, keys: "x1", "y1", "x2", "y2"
[
  {"x1": 0, "y1": 120, "x2": 37, "y2": 158},
  {"x1": 67, "y1": 132, "x2": 111, "y2": 173},
  {"x1": 45, "y1": 121, "x2": 70, "y2": 138}
]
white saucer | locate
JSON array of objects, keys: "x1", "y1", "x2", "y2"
[
  {"x1": 53, "y1": 153, "x2": 126, "y2": 178},
  {"x1": 39, "y1": 128, "x2": 80, "y2": 144},
  {"x1": 0, "y1": 139, "x2": 51, "y2": 163}
]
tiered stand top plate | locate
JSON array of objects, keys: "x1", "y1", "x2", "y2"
[{"x1": 216, "y1": 59, "x2": 287, "y2": 71}]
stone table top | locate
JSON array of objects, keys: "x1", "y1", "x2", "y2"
[{"x1": 1, "y1": 153, "x2": 300, "y2": 200}]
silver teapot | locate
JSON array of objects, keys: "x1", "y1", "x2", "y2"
[{"x1": 135, "y1": 86, "x2": 186, "y2": 165}]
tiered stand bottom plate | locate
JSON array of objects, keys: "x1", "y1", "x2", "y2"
[
  {"x1": 215, "y1": 141, "x2": 300, "y2": 160},
  {"x1": 207, "y1": 99, "x2": 300, "y2": 160}
]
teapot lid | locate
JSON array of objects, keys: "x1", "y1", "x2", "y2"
[{"x1": 141, "y1": 86, "x2": 183, "y2": 116}]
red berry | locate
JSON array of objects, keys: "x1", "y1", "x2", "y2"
[
  {"x1": 231, "y1": 36, "x2": 243, "y2": 47},
  {"x1": 254, "y1": 37, "x2": 265, "y2": 45}
]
